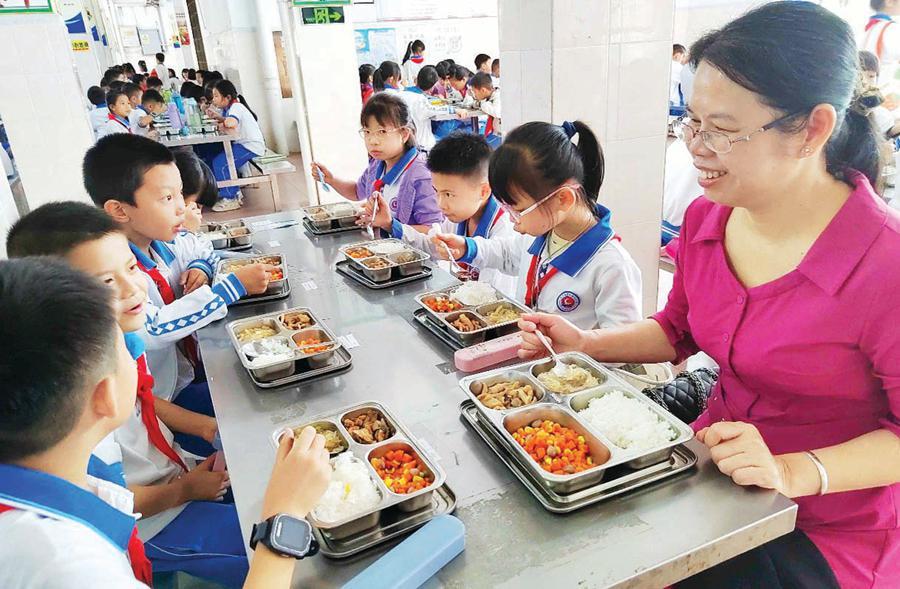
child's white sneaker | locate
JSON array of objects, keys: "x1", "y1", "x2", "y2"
[{"x1": 212, "y1": 198, "x2": 242, "y2": 212}]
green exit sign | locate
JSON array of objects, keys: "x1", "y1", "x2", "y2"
[
  {"x1": 292, "y1": 0, "x2": 350, "y2": 6},
  {"x1": 300, "y1": 6, "x2": 345, "y2": 24}
]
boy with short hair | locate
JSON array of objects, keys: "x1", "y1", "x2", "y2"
[
  {"x1": 141, "y1": 89, "x2": 166, "y2": 116},
  {"x1": 97, "y1": 88, "x2": 133, "y2": 139},
  {"x1": 87, "y1": 85, "x2": 108, "y2": 139},
  {"x1": 468, "y1": 72, "x2": 501, "y2": 140},
  {"x1": 83, "y1": 134, "x2": 272, "y2": 404},
  {"x1": 123, "y1": 82, "x2": 153, "y2": 137},
  {"x1": 0, "y1": 258, "x2": 331, "y2": 588},
  {"x1": 474, "y1": 52, "x2": 491, "y2": 73},
  {"x1": 365, "y1": 132, "x2": 516, "y2": 296},
  {"x1": 145, "y1": 76, "x2": 164, "y2": 91}
]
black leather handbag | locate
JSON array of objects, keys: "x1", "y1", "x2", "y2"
[{"x1": 642, "y1": 367, "x2": 718, "y2": 425}]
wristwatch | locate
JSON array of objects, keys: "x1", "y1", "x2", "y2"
[{"x1": 249, "y1": 514, "x2": 319, "y2": 559}]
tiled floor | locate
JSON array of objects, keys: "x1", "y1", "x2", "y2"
[{"x1": 203, "y1": 153, "x2": 310, "y2": 223}]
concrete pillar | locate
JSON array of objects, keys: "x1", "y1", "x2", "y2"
[
  {"x1": 499, "y1": 0, "x2": 673, "y2": 315},
  {"x1": 0, "y1": 13, "x2": 94, "y2": 210}
]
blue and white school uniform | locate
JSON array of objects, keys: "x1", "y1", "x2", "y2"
[
  {"x1": 462, "y1": 205, "x2": 643, "y2": 330},
  {"x1": 0, "y1": 465, "x2": 148, "y2": 588},
  {"x1": 128, "y1": 104, "x2": 151, "y2": 137},
  {"x1": 132, "y1": 235, "x2": 247, "y2": 401},
  {"x1": 89, "y1": 105, "x2": 109, "y2": 139},
  {"x1": 211, "y1": 100, "x2": 266, "y2": 200},
  {"x1": 400, "y1": 86, "x2": 448, "y2": 151},
  {"x1": 390, "y1": 195, "x2": 517, "y2": 297},
  {"x1": 96, "y1": 113, "x2": 132, "y2": 140}
]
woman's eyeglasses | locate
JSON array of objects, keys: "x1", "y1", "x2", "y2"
[{"x1": 673, "y1": 111, "x2": 803, "y2": 154}]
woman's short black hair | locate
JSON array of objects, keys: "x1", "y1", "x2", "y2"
[
  {"x1": 690, "y1": 1, "x2": 883, "y2": 186},
  {"x1": 0, "y1": 258, "x2": 118, "y2": 462},
  {"x1": 83, "y1": 134, "x2": 175, "y2": 207},
  {"x1": 360, "y1": 92, "x2": 416, "y2": 150}
]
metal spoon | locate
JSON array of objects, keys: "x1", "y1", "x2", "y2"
[
  {"x1": 432, "y1": 223, "x2": 464, "y2": 274},
  {"x1": 367, "y1": 193, "x2": 379, "y2": 240},
  {"x1": 534, "y1": 330, "x2": 569, "y2": 376}
]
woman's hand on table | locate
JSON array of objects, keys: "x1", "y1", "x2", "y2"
[
  {"x1": 517, "y1": 313, "x2": 588, "y2": 360},
  {"x1": 261, "y1": 426, "x2": 331, "y2": 520},
  {"x1": 697, "y1": 422, "x2": 797, "y2": 496}
]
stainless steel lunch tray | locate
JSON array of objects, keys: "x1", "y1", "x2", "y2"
[
  {"x1": 460, "y1": 399, "x2": 696, "y2": 513},
  {"x1": 334, "y1": 259, "x2": 432, "y2": 290},
  {"x1": 458, "y1": 352, "x2": 694, "y2": 494},
  {"x1": 412, "y1": 308, "x2": 465, "y2": 351},
  {"x1": 415, "y1": 284, "x2": 528, "y2": 346},
  {"x1": 199, "y1": 219, "x2": 253, "y2": 251},
  {"x1": 271, "y1": 401, "x2": 447, "y2": 542},
  {"x1": 301, "y1": 202, "x2": 364, "y2": 231},
  {"x1": 246, "y1": 345, "x2": 351, "y2": 388},
  {"x1": 215, "y1": 253, "x2": 287, "y2": 295},
  {"x1": 227, "y1": 306, "x2": 343, "y2": 384},
  {"x1": 313, "y1": 483, "x2": 457, "y2": 559},
  {"x1": 302, "y1": 217, "x2": 362, "y2": 236},
  {"x1": 339, "y1": 239, "x2": 432, "y2": 283}
]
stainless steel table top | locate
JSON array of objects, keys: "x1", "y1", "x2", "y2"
[{"x1": 197, "y1": 211, "x2": 797, "y2": 588}]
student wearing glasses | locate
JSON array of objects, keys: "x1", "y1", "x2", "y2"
[
  {"x1": 434, "y1": 120, "x2": 642, "y2": 330},
  {"x1": 517, "y1": 4, "x2": 900, "y2": 587},
  {"x1": 310, "y1": 93, "x2": 442, "y2": 231}
]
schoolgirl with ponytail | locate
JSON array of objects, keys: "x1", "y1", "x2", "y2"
[
  {"x1": 372, "y1": 61, "x2": 403, "y2": 92},
  {"x1": 434, "y1": 120, "x2": 642, "y2": 330},
  {"x1": 204, "y1": 79, "x2": 267, "y2": 210},
  {"x1": 401, "y1": 39, "x2": 426, "y2": 87}
]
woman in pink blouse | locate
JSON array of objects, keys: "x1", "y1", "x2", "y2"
[{"x1": 517, "y1": 3, "x2": 900, "y2": 588}]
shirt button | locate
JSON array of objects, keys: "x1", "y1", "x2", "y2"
[{"x1": 723, "y1": 333, "x2": 730, "y2": 342}]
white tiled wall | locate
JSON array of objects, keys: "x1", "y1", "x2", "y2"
[
  {"x1": 500, "y1": 0, "x2": 673, "y2": 316},
  {"x1": 0, "y1": 14, "x2": 94, "y2": 209}
]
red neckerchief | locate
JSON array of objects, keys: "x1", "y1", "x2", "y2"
[
  {"x1": 525, "y1": 254, "x2": 559, "y2": 308},
  {"x1": 410, "y1": 55, "x2": 425, "y2": 64},
  {"x1": 108, "y1": 113, "x2": 132, "y2": 133},
  {"x1": 0, "y1": 501, "x2": 153, "y2": 585},
  {"x1": 135, "y1": 355, "x2": 188, "y2": 472},
  {"x1": 866, "y1": 15, "x2": 894, "y2": 59},
  {"x1": 371, "y1": 152, "x2": 417, "y2": 195},
  {"x1": 134, "y1": 253, "x2": 200, "y2": 366}
]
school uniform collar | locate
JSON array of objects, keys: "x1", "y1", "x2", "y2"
[
  {"x1": 527, "y1": 204, "x2": 615, "y2": 277},
  {"x1": 123, "y1": 331, "x2": 146, "y2": 361},
  {"x1": 457, "y1": 195, "x2": 501, "y2": 238},
  {"x1": 134, "y1": 104, "x2": 146, "y2": 113},
  {"x1": 0, "y1": 464, "x2": 135, "y2": 552},
  {"x1": 410, "y1": 55, "x2": 424, "y2": 64},
  {"x1": 871, "y1": 13, "x2": 893, "y2": 22},
  {"x1": 375, "y1": 147, "x2": 419, "y2": 187},
  {"x1": 108, "y1": 113, "x2": 130, "y2": 128},
  {"x1": 129, "y1": 240, "x2": 175, "y2": 269},
  {"x1": 689, "y1": 171, "x2": 887, "y2": 296},
  {"x1": 384, "y1": 83, "x2": 398, "y2": 90},
  {"x1": 405, "y1": 86, "x2": 424, "y2": 94}
]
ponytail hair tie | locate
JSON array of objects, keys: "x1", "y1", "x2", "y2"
[{"x1": 560, "y1": 121, "x2": 578, "y2": 140}]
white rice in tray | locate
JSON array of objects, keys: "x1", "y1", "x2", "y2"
[
  {"x1": 451, "y1": 281, "x2": 497, "y2": 306},
  {"x1": 577, "y1": 391, "x2": 677, "y2": 451},
  {"x1": 369, "y1": 241, "x2": 407, "y2": 255},
  {"x1": 314, "y1": 453, "x2": 381, "y2": 523}
]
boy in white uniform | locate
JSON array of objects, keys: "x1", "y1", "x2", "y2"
[
  {"x1": 124, "y1": 83, "x2": 153, "y2": 137},
  {"x1": 364, "y1": 132, "x2": 517, "y2": 297},
  {"x1": 0, "y1": 258, "x2": 332, "y2": 589},
  {"x1": 83, "y1": 135, "x2": 273, "y2": 406}
]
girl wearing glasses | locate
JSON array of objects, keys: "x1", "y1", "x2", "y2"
[
  {"x1": 434, "y1": 120, "x2": 642, "y2": 331},
  {"x1": 310, "y1": 93, "x2": 442, "y2": 230},
  {"x1": 518, "y1": 4, "x2": 900, "y2": 587}
]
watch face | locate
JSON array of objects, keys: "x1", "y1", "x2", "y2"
[{"x1": 272, "y1": 515, "x2": 312, "y2": 556}]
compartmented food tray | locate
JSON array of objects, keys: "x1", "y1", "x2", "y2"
[
  {"x1": 412, "y1": 308, "x2": 464, "y2": 351},
  {"x1": 335, "y1": 259, "x2": 432, "y2": 290},
  {"x1": 247, "y1": 346, "x2": 352, "y2": 389},
  {"x1": 227, "y1": 306, "x2": 345, "y2": 386},
  {"x1": 458, "y1": 352, "x2": 694, "y2": 494},
  {"x1": 215, "y1": 254, "x2": 290, "y2": 305},
  {"x1": 301, "y1": 202, "x2": 365, "y2": 232},
  {"x1": 199, "y1": 219, "x2": 253, "y2": 251},
  {"x1": 415, "y1": 283, "x2": 528, "y2": 347},
  {"x1": 338, "y1": 239, "x2": 432, "y2": 283},
  {"x1": 302, "y1": 217, "x2": 362, "y2": 236},
  {"x1": 272, "y1": 401, "x2": 448, "y2": 551},
  {"x1": 460, "y1": 399, "x2": 696, "y2": 513}
]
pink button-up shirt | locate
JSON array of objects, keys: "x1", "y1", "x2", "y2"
[{"x1": 654, "y1": 171, "x2": 900, "y2": 588}]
